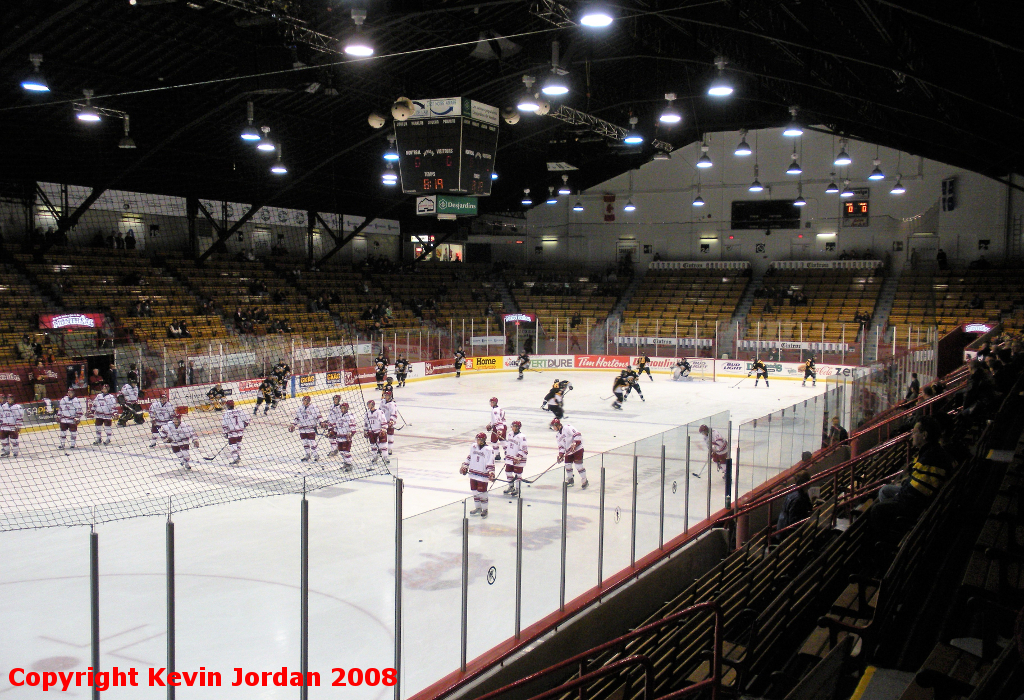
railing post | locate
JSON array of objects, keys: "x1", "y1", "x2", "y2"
[
  {"x1": 684, "y1": 436, "x2": 691, "y2": 533},
  {"x1": 460, "y1": 511, "x2": 469, "y2": 672},
  {"x1": 166, "y1": 510, "x2": 175, "y2": 700},
  {"x1": 598, "y1": 459, "x2": 605, "y2": 588},
  {"x1": 560, "y1": 480, "x2": 568, "y2": 611},
  {"x1": 90, "y1": 527, "x2": 100, "y2": 700},
  {"x1": 630, "y1": 455, "x2": 638, "y2": 567},
  {"x1": 394, "y1": 478, "x2": 403, "y2": 700},
  {"x1": 515, "y1": 492, "x2": 523, "y2": 638},
  {"x1": 659, "y1": 444, "x2": 666, "y2": 549}
]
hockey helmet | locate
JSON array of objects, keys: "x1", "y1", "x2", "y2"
[
  {"x1": 225, "y1": 399, "x2": 235, "y2": 409},
  {"x1": 475, "y1": 432, "x2": 487, "y2": 443},
  {"x1": 333, "y1": 394, "x2": 342, "y2": 403},
  {"x1": 511, "y1": 420, "x2": 522, "y2": 431},
  {"x1": 549, "y1": 418, "x2": 562, "y2": 431},
  {"x1": 366, "y1": 399, "x2": 376, "y2": 408},
  {"x1": 302, "y1": 395, "x2": 311, "y2": 405},
  {"x1": 490, "y1": 396, "x2": 499, "y2": 406},
  {"x1": 340, "y1": 402, "x2": 349, "y2": 410},
  {"x1": 698, "y1": 424, "x2": 709, "y2": 435}
]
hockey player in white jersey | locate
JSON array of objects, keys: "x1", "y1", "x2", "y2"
[
  {"x1": 382, "y1": 386, "x2": 398, "y2": 456},
  {"x1": 698, "y1": 424, "x2": 730, "y2": 477},
  {"x1": 460, "y1": 432, "x2": 495, "y2": 517},
  {"x1": 325, "y1": 396, "x2": 357, "y2": 470},
  {"x1": 159, "y1": 414, "x2": 200, "y2": 470},
  {"x1": 0, "y1": 393, "x2": 25, "y2": 457},
  {"x1": 148, "y1": 395, "x2": 177, "y2": 447},
  {"x1": 221, "y1": 399, "x2": 250, "y2": 465},
  {"x1": 289, "y1": 395, "x2": 322, "y2": 463},
  {"x1": 550, "y1": 418, "x2": 588, "y2": 488},
  {"x1": 116, "y1": 381, "x2": 144, "y2": 427},
  {"x1": 502, "y1": 420, "x2": 528, "y2": 496},
  {"x1": 57, "y1": 387, "x2": 84, "y2": 450},
  {"x1": 486, "y1": 396, "x2": 507, "y2": 460},
  {"x1": 92, "y1": 384, "x2": 117, "y2": 445},
  {"x1": 364, "y1": 399, "x2": 390, "y2": 465}
]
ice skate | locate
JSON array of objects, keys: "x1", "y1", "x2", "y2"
[
  {"x1": 149, "y1": 441, "x2": 157, "y2": 447},
  {"x1": 382, "y1": 454, "x2": 390, "y2": 465},
  {"x1": 230, "y1": 457, "x2": 241, "y2": 465},
  {"x1": 802, "y1": 381, "x2": 806, "y2": 386},
  {"x1": 388, "y1": 449, "x2": 393, "y2": 455},
  {"x1": 480, "y1": 510, "x2": 488, "y2": 518},
  {"x1": 103, "y1": 438, "x2": 111, "y2": 445},
  {"x1": 371, "y1": 453, "x2": 379, "y2": 464},
  {"x1": 566, "y1": 475, "x2": 574, "y2": 487},
  {"x1": 12, "y1": 450, "x2": 18, "y2": 457},
  {"x1": 184, "y1": 463, "x2": 191, "y2": 471},
  {"x1": 469, "y1": 507, "x2": 482, "y2": 516},
  {"x1": 342, "y1": 462, "x2": 353, "y2": 471},
  {"x1": 581, "y1": 478, "x2": 590, "y2": 490},
  {"x1": 301, "y1": 455, "x2": 311, "y2": 462},
  {"x1": 93, "y1": 438, "x2": 102, "y2": 445},
  {"x1": 328, "y1": 448, "x2": 339, "y2": 457},
  {"x1": 0, "y1": 450, "x2": 8, "y2": 458},
  {"x1": 503, "y1": 482, "x2": 516, "y2": 495},
  {"x1": 313, "y1": 454, "x2": 320, "y2": 462},
  {"x1": 59, "y1": 442, "x2": 66, "y2": 450}
]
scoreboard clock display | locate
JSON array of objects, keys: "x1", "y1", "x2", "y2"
[
  {"x1": 843, "y1": 200, "x2": 869, "y2": 227},
  {"x1": 394, "y1": 97, "x2": 499, "y2": 197}
]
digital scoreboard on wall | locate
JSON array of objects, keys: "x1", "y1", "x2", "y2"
[{"x1": 394, "y1": 97, "x2": 500, "y2": 197}]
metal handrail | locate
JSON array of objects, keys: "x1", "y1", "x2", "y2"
[
  {"x1": 525, "y1": 656, "x2": 655, "y2": 700},
  {"x1": 473, "y1": 602, "x2": 722, "y2": 700}
]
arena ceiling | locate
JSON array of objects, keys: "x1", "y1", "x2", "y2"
[{"x1": 1, "y1": 0, "x2": 1023, "y2": 230}]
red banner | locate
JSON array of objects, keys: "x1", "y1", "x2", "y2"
[
  {"x1": 39, "y1": 313, "x2": 105, "y2": 330},
  {"x1": 574, "y1": 355, "x2": 632, "y2": 370},
  {"x1": 424, "y1": 359, "x2": 456, "y2": 376}
]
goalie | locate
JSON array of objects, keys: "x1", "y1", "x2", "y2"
[
  {"x1": 672, "y1": 358, "x2": 692, "y2": 381},
  {"x1": 207, "y1": 383, "x2": 228, "y2": 411},
  {"x1": 116, "y1": 381, "x2": 146, "y2": 426}
]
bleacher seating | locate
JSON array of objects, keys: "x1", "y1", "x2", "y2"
[
  {"x1": 507, "y1": 270, "x2": 625, "y2": 335},
  {"x1": 0, "y1": 262, "x2": 50, "y2": 364},
  {"x1": 621, "y1": 269, "x2": 747, "y2": 341}
]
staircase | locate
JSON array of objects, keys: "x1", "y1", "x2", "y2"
[
  {"x1": 864, "y1": 270, "x2": 902, "y2": 363},
  {"x1": 717, "y1": 271, "x2": 763, "y2": 358},
  {"x1": 494, "y1": 276, "x2": 518, "y2": 314},
  {"x1": 610, "y1": 269, "x2": 646, "y2": 322}
]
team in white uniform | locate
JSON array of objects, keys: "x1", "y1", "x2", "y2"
[
  {"x1": 1, "y1": 393, "x2": 25, "y2": 457},
  {"x1": 382, "y1": 387, "x2": 398, "y2": 456},
  {"x1": 486, "y1": 396, "x2": 507, "y2": 460},
  {"x1": 221, "y1": 399, "x2": 250, "y2": 464},
  {"x1": 149, "y1": 395, "x2": 177, "y2": 447},
  {"x1": 502, "y1": 420, "x2": 528, "y2": 496},
  {"x1": 92, "y1": 384, "x2": 117, "y2": 445},
  {"x1": 698, "y1": 424, "x2": 730, "y2": 477},
  {"x1": 324, "y1": 395, "x2": 357, "y2": 469},
  {"x1": 159, "y1": 414, "x2": 200, "y2": 470},
  {"x1": 57, "y1": 388, "x2": 84, "y2": 450},
  {"x1": 364, "y1": 399, "x2": 390, "y2": 465},
  {"x1": 460, "y1": 432, "x2": 495, "y2": 517},
  {"x1": 551, "y1": 418, "x2": 588, "y2": 488},
  {"x1": 289, "y1": 395, "x2": 322, "y2": 462}
]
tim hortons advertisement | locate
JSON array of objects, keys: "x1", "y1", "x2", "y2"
[
  {"x1": 424, "y1": 359, "x2": 456, "y2": 376},
  {"x1": 39, "y1": 312, "x2": 106, "y2": 330},
  {"x1": 574, "y1": 355, "x2": 633, "y2": 370}
]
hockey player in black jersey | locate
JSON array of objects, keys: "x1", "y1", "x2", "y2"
[
  {"x1": 625, "y1": 374, "x2": 645, "y2": 401},
  {"x1": 749, "y1": 358, "x2": 770, "y2": 387},
  {"x1": 547, "y1": 390, "x2": 565, "y2": 419},
  {"x1": 517, "y1": 353, "x2": 530, "y2": 380},
  {"x1": 254, "y1": 377, "x2": 278, "y2": 415},
  {"x1": 802, "y1": 356, "x2": 816, "y2": 387},
  {"x1": 673, "y1": 358, "x2": 692, "y2": 381},
  {"x1": 541, "y1": 379, "x2": 561, "y2": 410},
  {"x1": 207, "y1": 383, "x2": 227, "y2": 411},
  {"x1": 453, "y1": 346, "x2": 467, "y2": 378},
  {"x1": 374, "y1": 355, "x2": 388, "y2": 390},
  {"x1": 271, "y1": 360, "x2": 291, "y2": 398},
  {"x1": 394, "y1": 356, "x2": 410, "y2": 387},
  {"x1": 611, "y1": 375, "x2": 629, "y2": 410},
  {"x1": 636, "y1": 354, "x2": 653, "y2": 381}
]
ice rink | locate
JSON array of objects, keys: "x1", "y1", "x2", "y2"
[{"x1": 0, "y1": 369, "x2": 828, "y2": 698}]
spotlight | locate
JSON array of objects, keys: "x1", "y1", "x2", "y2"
[
  {"x1": 707, "y1": 57, "x2": 733, "y2": 97},
  {"x1": 786, "y1": 151, "x2": 802, "y2": 175},
  {"x1": 522, "y1": 188, "x2": 533, "y2": 206},
  {"x1": 580, "y1": 3, "x2": 614, "y2": 27},
  {"x1": 734, "y1": 130, "x2": 752, "y2": 156},
  {"x1": 342, "y1": 8, "x2": 374, "y2": 57},
  {"x1": 623, "y1": 198, "x2": 636, "y2": 212},
  {"x1": 840, "y1": 180, "x2": 854, "y2": 197},
  {"x1": 257, "y1": 126, "x2": 275, "y2": 152},
  {"x1": 491, "y1": 172, "x2": 498, "y2": 180},
  {"x1": 794, "y1": 182, "x2": 806, "y2": 206},
  {"x1": 825, "y1": 174, "x2": 839, "y2": 194},
  {"x1": 558, "y1": 174, "x2": 571, "y2": 195},
  {"x1": 383, "y1": 134, "x2": 399, "y2": 162},
  {"x1": 834, "y1": 139, "x2": 851, "y2": 166},
  {"x1": 749, "y1": 164, "x2": 763, "y2": 192},
  {"x1": 241, "y1": 101, "x2": 260, "y2": 141},
  {"x1": 516, "y1": 76, "x2": 540, "y2": 113},
  {"x1": 692, "y1": 195, "x2": 705, "y2": 207},
  {"x1": 659, "y1": 93, "x2": 681, "y2": 124},
  {"x1": 623, "y1": 115, "x2": 643, "y2": 145},
  {"x1": 541, "y1": 70, "x2": 569, "y2": 97},
  {"x1": 76, "y1": 89, "x2": 100, "y2": 122},
  {"x1": 270, "y1": 145, "x2": 288, "y2": 175},
  {"x1": 868, "y1": 158, "x2": 885, "y2": 180},
  {"x1": 21, "y1": 54, "x2": 49, "y2": 93},
  {"x1": 382, "y1": 163, "x2": 398, "y2": 185},
  {"x1": 890, "y1": 178, "x2": 906, "y2": 195},
  {"x1": 118, "y1": 115, "x2": 137, "y2": 149},
  {"x1": 782, "y1": 105, "x2": 803, "y2": 137},
  {"x1": 546, "y1": 187, "x2": 558, "y2": 205},
  {"x1": 696, "y1": 141, "x2": 712, "y2": 169},
  {"x1": 572, "y1": 200, "x2": 584, "y2": 212}
]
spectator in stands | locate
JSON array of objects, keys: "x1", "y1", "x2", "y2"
[
  {"x1": 105, "y1": 232, "x2": 115, "y2": 248},
  {"x1": 91, "y1": 231, "x2": 105, "y2": 248},
  {"x1": 107, "y1": 363, "x2": 118, "y2": 392},
  {"x1": 826, "y1": 416, "x2": 849, "y2": 446},
  {"x1": 124, "y1": 229, "x2": 137, "y2": 250},
  {"x1": 66, "y1": 364, "x2": 78, "y2": 391},
  {"x1": 905, "y1": 372, "x2": 920, "y2": 401},
  {"x1": 936, "y1": 249, "x2": 948, "y2": 270},
  {"x1": 570, "y1": 311, "x2": 582, "y2": 329},
  {"x1": 969, "y1": 255, "x2": 991, "y2": 270},
  {"x1": 88, "y1": 368, "x2": 105, "y2": 394},
  {"x1": 143, "y1": 367, "x2": 157, "y2": 390},
  {"x1": 175, "y1": 360, "x2": 187, "y2": 387},
  {"x1": 775, "y1": 468, "x2": 812, "y2": 537},
  {"x1": 15, "y1": 335, "x2": 32, "y2": 360},
  {"x1": 188, "y1": 361, "x2": 198, "y2": 385},
  {"x1": 167, "y1": 321, "x2": 182, "y2": 339},
  {"x1": 114, "y1": 231, "x2": 124, "y2": 249},
  {"x1": 870, "y1": 416, "x2": 951, "y2": 533},
  {"x1": 179, "y1": 320, "x2": 191, "y2": 338},
  {"x1": 32, "y1": 361, "x2": 47, "y2": 400},
  {"x1": 764, "y1": 299, "x2": 774, "y2": 315},
  {"x1": 652, "y1": 252, "x2": 662, "y2": 262},
  {"x1": 968, "y1": 293, "x2": 983, "y2": 310}
]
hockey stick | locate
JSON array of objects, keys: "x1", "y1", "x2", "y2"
[
  {"x1": 691, "y1": 459, "x2": 709, "y2": 479},
  {"x1": 730, "y1": 376, "x2": 749, "y2": 389},
  {"x1": 397, "y1": 409, "x2": 411, "y2": 428},
  {"x1": 202, "y1": 442, "x2": 229, "y2": 461}
]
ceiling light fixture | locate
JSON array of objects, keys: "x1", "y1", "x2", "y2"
[
  {"x1": 623, "y1": 198, "x2": 636, "y2": 212},
  {"x1": 825, "y1": 174, "x2": 839, "y2": 194},
  {"x1": 734, "y1": 129, "x2": 752, "y2": 156},
  {"x1": 782, "y1": 105, "x2": 803, "y2": 137},
  {"x1": 241, "y1": 101, "x2": 260, "y2": 141},
  {"x1": 707, "y1": 56, "x2": 733, "y2": 97},
  {"x1": 522, "y1": 188, "x2": 533, "y2": 206},
  {"x1": 890, "y1": 177, "x2": 906, "y2": 195},
  {"x1": 794, "y1": 181, "x2": 806, "y2": 206},
  {"x1": 749, "y1": 164, "x2": 764, "y2": 192},
  {"x1": 516, "y1": 75, "x2": 540, "y2": 113},
  {"x1": 580, "y1": 3, "x2": 614, "y2": 27},
  {"x1": 491, "y1": 172, "x2": 498, "y2": 180},
  {"x1": 257, "y1": 126, "x2": 275, "y2": 152},
  {"x1": 834, "y1": 138, "x2": 851, "y2": 166},
  {"x1": 383, "y1": 134, "x2": 399, "y2": 161},
  {"x1": 118, "y1": 115, "x2": 137, "y2": 149},
  {"x1": 659, "y1": 92, "x2": 681, "y2": 124},
  {"x1": 546, "y1": 187, "x2": 558, "y2": 205},
  {"x1": 21, "y1": 54, "x2": 49, "y2": 93},
  {"x1": 342, "y1": 8, "x2": 374, "y2": 57},
  {"x1": 76, "y1": 89, "x2": 101, "y2": 122},
  {"x1": 652, "y1": 150, "x2": 670, "y2": 161},
  {"x1": 558, "y1": 174, "x2": 571, "y2": 195},
  {"x1": 270, "y1": 145, "x2": 288, "y2": 175},
  {"x1": 541, "y1": 40, "x2": 569, "y2": 96},
  {"x1": 868, "y1": 157, "x2": 885, "y2": 180},
  {"x1": 573, "y1": 199, "x2": 584, "y2": 212},
  {"x1": 840, "y1": 180, "x2": 855, "y2": 197},
  {"x1": 786, "y1": 148, "x2": 802, "y2": 175},
  {"x1": 382, "y1": 163, "x2": 398, "y2": 185},
  {"x1": 696, "y1": 138, "x2": 712, "y2": 168},
  {"x1": 623, "y1": 115, "x2": 643, "y2": 145}
]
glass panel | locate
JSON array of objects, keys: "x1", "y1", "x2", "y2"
[
  {"x1": 662, "y1": 426, "x2": 691, "y2": 541},
  {"x1": 467, "y1": 482, "x2": 517, "y2": 663},
  {"x1": 600, "y1": 448, "x2": 635, "y2": 581},
  {"x1": 633, "y1": 434, "x2": 664, "y2": 557},
  {"x1": 519, "y1": 466, "x2": 563, "y2": 630},
  {"x1": 564, "y1": 452, "x2": 601, "y2": 604}
]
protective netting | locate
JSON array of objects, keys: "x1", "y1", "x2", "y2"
[{"x1": 0, "y1": 334, "x2": 391, "y2": 531}]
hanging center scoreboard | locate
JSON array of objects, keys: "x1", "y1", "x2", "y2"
[{"x1": 394, "y1": 97, "x2": 499, "y2": 197}]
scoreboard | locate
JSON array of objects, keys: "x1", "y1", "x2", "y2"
[{"x1": 394, "y1": 97, "x2": 499, "y2": 197}]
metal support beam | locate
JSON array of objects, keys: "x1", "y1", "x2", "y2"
[
  {"x1": 545, "y1": 105, "x2": 674, "y2": 153},
  {"x1": 34, "y1": 184, "x2": 62, "y2": 225},
  {"x1": 412, "y1": 227, "x2": 458, "y2": 265}
]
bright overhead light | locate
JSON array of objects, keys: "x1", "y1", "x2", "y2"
[
  {"x1": 623, "y1": 198, "x2": 636, "y2": 212},
  {"x1": 76, "y1": 89, "x2": 100, "y2": 122},
  {"x1": 834, "y1": 139, "x2": 851, "y2": 166},
  {"x1": 491, "y1": 172, "x2": 498, "y2": 180},
  {"x1": 692, "y1": 195, "x2": 705, "y2": 207},
  {"x1": 623, "y1": 115, "x2": 643, "y2": 145},
  {"x1": 734, "y1": 130, "x2": 752, "y2": 156},
  {"x1": 270, "y1": 145, "x2": 288, "y2": 175},
  {"x1": 383, "y1": 135, "x2": 399, "y2": 161},
  {"x1": 786, "y1": 151, "x2": 802, "y2": 175},
  {"x1": 343, "y1": 8, "x2": 374, "y2": 57},
  {"x1": 118, "y1": 115, "x2": 136, "y2": 149},
  {"x1": 516, "y1": 75, "x2": 540, "y2": 112},
  {"x1": 652, "y1": 150, "x2": 671, "y2": 161},
  {"x1": 749, "y1": 164, "x2": 763, "y2": 192},
  {"x1": 558, "y1": 174, "x2": 571, "y2": 195},
  {"x1": 825, "y1": 176, "x2": 839, "y2": 194},
  {"x1": 659, "y1": 92, "x2": 681, "y2": 124},
  {"x1": 521, "y1": 188, "x2": 532, "y2": 206},
  {"x1": 382, "y1": 163, "x2": 397, "y2": 185},
  {"x1": 580, "y1": 3, "x2": 614, "y2": 27},
  {"x1": 21, "y1": 54, "x2": 49, "y2": 92},
  {"x1": 696, "y1": 141, "x2": 712, "y2": 169},
  {"x1": 840, "y1": 180, "x2": 855, "y2": 197},
  {"x1": 546, "y1": 187, "x2": 558, "y2": 204},
  {"x1": 541, "y1": 71, "x2": 569, "y2": 96},
  {"x1": 890, "y1": 177, "x2": 906, "y2": 195},
  {"x1": 794, "y1": 195, "x2": 806, "y2": 206},
  {"x1": 868, "y1": 158, "x2": 885, "y2": 180},
  {"x1": 707, "y1": 57, "x2": 733, "y2": 97},
  {"x1": 256, "y1": 126, "x2": 275, "y2": 152},
  {"x1": 241, "y1": 100, "x2": 260, "y2": 141},
  {"x1": 782, "y1": 105, "x2": 803, "y2": 137},
  {"x1": 573, "y1": 200, "x2": 584, "y2": 212}
]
